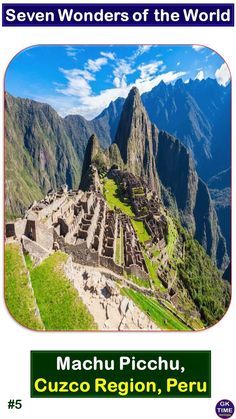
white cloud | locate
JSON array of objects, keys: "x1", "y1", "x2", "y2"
[
  {"x1": 195, "y1": 70, "x2": 204, "y2": 81},
  {"x1": 86, "y1": 57, "x2": 108, "y2": 72},
  {"x1": 100, "y1": 51, "x2": 115, "y2": 60},
  {"x1": 215, "y1": 63, "x2": 230, "y2": 86},
  {"x1": 159, "y1": 64, "x2": 167, "y2": 73},
  {"x1": 112, "y1": 59, "x2": 135, "y2": 88},
  {"x1": 52, "y1": 47, "x2": 186, "y2": 119},
  {"x1": 113, "y1": 77, "x2": 120, "y2": 88},
  {"x1": 56, "y1": 68, "x2": 92, "y2": 97},
  {"x1": 132, "y1": 45, "x2": 152, "y2": 59},
  {"x1": 65, "y1": 46, "x2": 77, "y2": 59},
  {"x1": 53, "y1": 68, "x2": 186, "y2": 119},
  {"x1": 134, "y1": 71, "x2": 186, "y2": 95},
  {"x1": 177, "y1": 61, "x2": 180, "y2": 66},
  {"x1": 138, "y1": 61, "x2": 163, "y2": 80},
  {"x1": 59, "y1": 68, "x2": 95, "y2": 81},
  {"x1": 192, "y1": 45, "x2": 205, "y2": 51},
  {"x1": 137, "y1": 45, "x2": 152, "y2": 55}
]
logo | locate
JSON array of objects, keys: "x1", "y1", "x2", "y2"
[{"x1": 216, "y1": 400, "x2": 235, "y2": 418}]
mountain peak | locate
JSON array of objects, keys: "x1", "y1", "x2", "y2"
[
  {"x1": 175, "y1": 78, "x2": 184, "y2": 87},
  {"x1": 126, "y1": 86, "x2": 142, "y2": 107},
  {"x1": 114, "y1": 86, "x2": 159, "y2": 191},
  {"x1": 130, "y1": 85, "x2": 139, "y2": 95}
]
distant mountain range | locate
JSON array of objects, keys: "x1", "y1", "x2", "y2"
[
  {"x1": 5, "y1": 78, "x2": 230, "y2": 269},
  {"x1": 142, "y1": 78, "x2": 230, "y2": 181}
]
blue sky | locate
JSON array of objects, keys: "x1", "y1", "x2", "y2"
[{"x1": 5, "y1": 45, "x2": 230, "y2": 120}]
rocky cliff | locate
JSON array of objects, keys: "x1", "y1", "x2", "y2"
[
  {"x1": 79, "y1": 134, "x2": 107, "y2": 191},
  {"x1": 115, "y1": 87, "x2": 160, "y2": 192},
  {"x1": 208, "y1": 168, "x2": 231, "y2": 256},
  {"x1": 113, "y1": 89, "x2": 228, "y2": 269}
]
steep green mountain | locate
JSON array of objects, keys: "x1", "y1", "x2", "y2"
[
  {"x1": 79, "y1": 134, "x2": 107, "y2": 190},
  {"x1": 5, "y1": 93, "x2": 81, "y2": 219},
  {"x1": 113, "y1": 88, "x2": 228, "y2": 270},
  {"x1": 156, "y1": 131, "x2": 228, "y2": 270},
  {"x1": 5, "y1": 93, "x2": 115, "y2": 219},
  {"x1": 208, "y1": 168, "x2": 231, "y2": 256}
]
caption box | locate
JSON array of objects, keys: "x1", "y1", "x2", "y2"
[{"x1": 31, "y1": 350, "x2": 211, "y2": 398}]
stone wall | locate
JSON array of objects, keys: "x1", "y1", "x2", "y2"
[
  {"x1": 55, "y1": 232, "x2": 99, "y2": 267},
  {"x1": 36, "y1": 223, "x2": 54, "y2": 251},
  {"x1": 25, "y1": 220, "x2": 36, "y2": 241},
  {"x1": 22, "y1": 236, "x2": 50, "y2": 265},
  {"x1": 100, "y1": 256, "x2": 123, "y2": 276},
  {"x1": 125, "y1": 264, "x2": 149, "y2": 281},
  {"x1": 14, "y1": 219, "x2": 27, "y2": 239}
]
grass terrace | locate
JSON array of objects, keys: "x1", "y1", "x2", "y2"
[
  {"x1": 104, "y1": 178, "x2": 151, "y2": 243},
  {"x1": 166, "y1": 215, "x2": 178, "y2": 258},
  {"x1": 121, "y1": 288, "x2": 191, "y2": 331},
  {"x1": 143, "y1": 253, "x2": 166, "y2": 291},
  {"x1": 104, "y1": 178, "x2": 134, "y2": 216},
  {"x1": 5, "y1": 243, "x2": 44, "y2": 330},
  {"x1": 131, "y1": 219, "x2": 151, "y2": 243},
  {"x1": 29, "y1": 252, "x2": 98, "y2": 330},
  {"x1": 115, "y1": 226, "x2": 124, "y2": 266}
]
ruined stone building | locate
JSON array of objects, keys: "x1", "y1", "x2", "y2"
[{"x1": 6, "y1": 183, "x2": 149, "y2": 280}]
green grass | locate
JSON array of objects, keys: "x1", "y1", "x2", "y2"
[
  {"x1": 24, "y1": 253, "x2": 34, "y2": 271},
  {"x1": 131, "y1": 220, "x2": 151, "y2": 243},
  {"x1": 125, "y1": 272, "x2": 150, "y2": 288},
  {"x1": 151, "y1": 249, "x2": 160, "y2": 258},
  {"x1": 115, "y1": 237, "x2": 121, "y2": 264},
  {"x1": 5, "y1": 244, "x2": 44, "y2": 330},
  {"x1": 29, "y1": 252, "x2": 98, "y2": 330},
  {"x1": 143, "y1": 254, "x2": 165, "y2": 290},
  {"x1": 121, "y1": 288, "x2": 190, "y2": 330},
  {"x1": 166, "y1": 216, "x2": 178, "y2": 258},
  {"x1": 115, "y1": 227, "x2": 124, "y2": 265},
  {"x1": 104, "y1": 179, "x2": 151, "y2": 243},
  {"x1": 104, "y1": 179, "x2": 134, "y2": 216}
]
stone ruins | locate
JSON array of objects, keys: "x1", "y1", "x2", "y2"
[{"x1": 6, "y1": 166, "x2": 176, "y2": 297}]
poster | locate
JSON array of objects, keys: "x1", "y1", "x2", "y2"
[{"x1": 1, "y1": 1, "x2": 235, "y2": 418}]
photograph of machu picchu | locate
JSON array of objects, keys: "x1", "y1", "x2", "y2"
[{"x1": 5, "y1": 45, "x2": 231, "y2": 331}]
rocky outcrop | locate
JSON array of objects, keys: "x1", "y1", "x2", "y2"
[
  {"x1": 79, "y1": 134, "x2": 107, "y2": 191},
  {"x1": 115, "y1": 87, "x2": 160, "y2": 192},
  {"x1": 107, "y1": 143, "x2": 124, "y2": 169},
  {"x1": 193, "y1": 178, "x2": 228, "y2": 269},
  {"x1": 156, "y1": 131, "x2": 198, "y2": 233},
  {"x1": 156, "y1": 130, "x2": 228, "y2": 269},
  {"x1": 208, "y1": 168, "x2": 231, "y2": 255}
]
